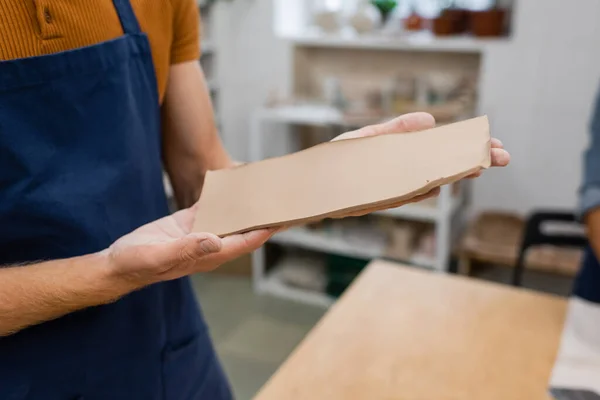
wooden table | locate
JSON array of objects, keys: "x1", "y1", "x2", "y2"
[{"x1": 255, "y1": 260, "x2": 568, "y2": 400}]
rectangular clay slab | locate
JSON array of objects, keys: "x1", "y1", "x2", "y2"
[{"x1": 194, "y1": 116, "x2": 491, "y2": 236}]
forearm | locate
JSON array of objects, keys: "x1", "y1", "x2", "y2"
[
  {"x1": 162, "y1": 62, "x2": 234, "y2": 208},
  {"x1": 0, "y1": 253, "x2": 131, "y2": 336}
]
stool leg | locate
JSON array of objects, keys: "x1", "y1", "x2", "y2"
[
  {"x1": 458, "y1": 257, "x2": 472, "y2": 276},
  {"x1": 512, "y1": 251, "x2": 526, "y2": 287}
]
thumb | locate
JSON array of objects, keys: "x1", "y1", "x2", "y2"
[
  {"x1": 332, "y1": 112, "x2": 435, "y2": 141},
  {"x1": 148, "y1": 233, "x2": 223, "y2": 271}
]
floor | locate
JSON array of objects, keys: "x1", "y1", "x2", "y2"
[
  {"x1": 191, "y1": 264, "x2": 574, "y2": 400},
  {"x1": 190, "y1": 273, "x2": 325, "y2": 400}
]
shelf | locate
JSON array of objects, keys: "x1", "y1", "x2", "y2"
[
  {"x1": 257, "y1": 104, "x2": 343, "y2": 126},
  {"x1": 287, "y1": 31, "x2": 509, "y2": 54},
  {"x1": 256, "y1": 104, "x2": 469, "y2": 129},
  {"x1": 259, "y1": 272, "x2": 334, "y2": 308},
  {"x1": 270, "y1": 226, "x2": 436, "y2": 269},
  {"x1": 270, "y1": 226, "x2": 386, "y2": 260},
  {"x1": 375, "y1": 195, "x2": 462, "y2": 222}
]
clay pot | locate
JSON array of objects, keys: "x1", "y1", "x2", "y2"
[
  {"x1": 470, "y1": 8, "x2": 506, "y2": 37},
  {"x1": 350, "y1": 2, "x2": 381, "y2": 34},
  {"x1": 432, "y1": 8, "x2": 468, "y2": 36},
  {"x1": 441, "y1": 8, "x2": 469, "y2": 33},
  {"x1": 432, "y1": 16, "x2": 454, "y2": 36},
  {"x1": 404, "y1": 11, "x2": 423, "y2": 31}
]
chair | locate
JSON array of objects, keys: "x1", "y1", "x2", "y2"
[{"x1": 512, "y1": 211, "x2": 588, "y2": 287}]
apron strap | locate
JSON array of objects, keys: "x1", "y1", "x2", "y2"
[{"x1": 112, "y1": 0, "x2": 142, "y2": 35}]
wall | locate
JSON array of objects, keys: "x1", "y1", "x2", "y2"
[
  {"x1": 214, "y1": 0, "x2": 293, "y2": 161},
  {"x1": 476, "y1": 0, "x2": 600, "y2": 215},
  {"x1": 217, "y1": 0, "x2": 600, "y2": 215}
]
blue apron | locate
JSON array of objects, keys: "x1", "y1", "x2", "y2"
[
  {"x1": 573, "y1": 246, "x2": 600, "y2": 304},
  {"x1": 0, "y1": 1, "x2": 232, "y2": 399}
]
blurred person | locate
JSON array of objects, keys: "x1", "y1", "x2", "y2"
[
  {"x1": 577, "y1": 88, "x2": 600, "y2": 303},
  {"x1": 547, "y1": 86, "x2": 600, "y2": 396},
  {"x1": 0, "y1": 1, "x2": 509, "y2": 399}
]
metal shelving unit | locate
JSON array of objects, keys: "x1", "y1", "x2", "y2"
[
  {"x1": 250, "y1": 104, "x2": 469, "y2": 307},
  {"x1": 286, "y1": 31, "x2": 509, "y2": 54}
]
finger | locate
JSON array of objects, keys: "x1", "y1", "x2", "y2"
[
  {"x1": 144, "y1": 233, "x2": 222, "y2": 273},
  {"x1": 204, "y1": 228, "x2": 276, "y2": 264},
  {"x1": 466, "y1": 170, "x2": 483, "y2": 179},
  {"x1": 491, "y1": 148, "x2": 510, "y2": 167},
  {"x1": 491, "y1": 138, "x2": 503, "y2": 149},
  {"x1": 332, "y1": 112, "x2": 435, "y2": 141}
]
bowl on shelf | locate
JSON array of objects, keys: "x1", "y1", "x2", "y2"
[
  {"x1": 469, "y1": 8, "x2": 507, "y2": 37},
  {"x1": 432, "y1": 8, "x2": 468, "y2": 36}
]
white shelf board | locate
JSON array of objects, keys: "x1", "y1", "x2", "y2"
[
  {"x1": 409, "y1": 253, "x2": 437, "y2": 269},
  {"x1": 257, "y1": 104, "x2": 343, "y2": 126},
  {"x1": 270, "y1": 226, "x2": 386, "y2": 260},
  {"x1": 287, "y1": 31, "x2": 509, "y2": 54},
  {"x1": 259, "y1": 273, "x2": 334, "y2": 308},
  {"x1": 375, "y1": 195, "x2": 461, "y2": 222},
  {"x1": 269, "y1": 226, "x2": 436, "y2": 269}
]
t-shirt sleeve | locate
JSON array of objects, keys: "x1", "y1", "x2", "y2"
[{"x1": 170, "y1": 0, "x2": 200, "y2": 64}]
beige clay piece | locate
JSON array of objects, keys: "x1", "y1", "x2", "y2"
[{"x1": 194, "y1": 115, "x2": 491, "y2": 236}]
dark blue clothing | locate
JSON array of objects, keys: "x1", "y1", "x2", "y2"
[
  {"x1": 574, "y1": 247, "x2": 600, "y2": 303},
  {"x1": 579, "y1": 86, "x2": 600, "y2": 217},
  {"x1": 0, "y1": 1, "x2": 232, "y2": 398},
  {"x1": 575, "y1": 85, "x2": 600, "y2": 305}
]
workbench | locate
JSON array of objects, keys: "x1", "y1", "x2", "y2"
[{"x1": 254, "y1": 260, "x2": 567, "y2": 400}]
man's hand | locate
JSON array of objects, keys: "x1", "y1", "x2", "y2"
[
  {"x1": 108, "y1": 205, "x2": 275, "y2": 289},
  {"x1": 329, "y1": 112, "x2": 510, "y2": 217},
  {"x1": 0, "y1": 206, "x2": 274, "y2": 336}
]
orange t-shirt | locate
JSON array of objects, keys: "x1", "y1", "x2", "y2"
[{"x1": 0, "y1": 0, "x2": 201, "y2": 103}]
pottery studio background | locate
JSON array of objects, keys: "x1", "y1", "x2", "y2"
[{"x1": 196, "y1": 0, "x2": 596, "y2": 398}]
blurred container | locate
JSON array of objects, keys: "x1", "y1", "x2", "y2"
[
  {"x1": 404, "y1": 10, "x2": 423, "y2": 31},
  {"x1": 350, "y1": 1, "x2": 381, "y2": 34},
  {"x1": 470, "y1": 8, "x2": 506, "y2": 37},
  {"x1": 433, "y1": 8, "x2": 468, "y2": 36},
  {"x1": 322, "y1": 76, "x2": 345, "y2": 109},
  {"x1": 313, "y1": 9, "x2": 342, "y2": 33}
]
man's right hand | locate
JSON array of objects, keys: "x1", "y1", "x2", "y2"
[
  {"x1": 107, "y1": 204, "x2": 276, "y2": 290},
  {"x1": 0, "y1": 204, "x2": 275, "y2": 336}
]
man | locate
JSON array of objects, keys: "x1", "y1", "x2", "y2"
[
  {"x1": 0, "y1": 1, "x2": 510, "y2": 398},
  {"x1": 547, "y1": 87, "x2": 600, "y2": 397},
  {"x1": 577, "y1": 87, "x2": 600, "y2": 303}
]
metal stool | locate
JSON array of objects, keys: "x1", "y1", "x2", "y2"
[{"x1": 512, "y1": 211, "x2": 587, "y2": 287}]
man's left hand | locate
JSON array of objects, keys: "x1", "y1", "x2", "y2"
[{"x1": 330, "y1": 112, "x2": 510, "y2": 217}]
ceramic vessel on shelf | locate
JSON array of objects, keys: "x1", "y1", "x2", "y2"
[
  {"x1": 433, "y1": 7, "x2": 468, "y2": 36},
  {"x1": 349, "y1": 1, "x2": 381, "y2": 34},
  {"x1": 470, "y1": 8, "x2": 507, "y2": 37},
  {"x1": 313, "y1": 8, "x2": 342, "y2": 33},
  {"x1": 404, "y1": 9, "x2": 423, "y2": 31}
]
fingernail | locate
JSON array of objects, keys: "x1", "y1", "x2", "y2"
[{"x1": 200, "y1": 238, "x2": 220, "y2": 254}]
